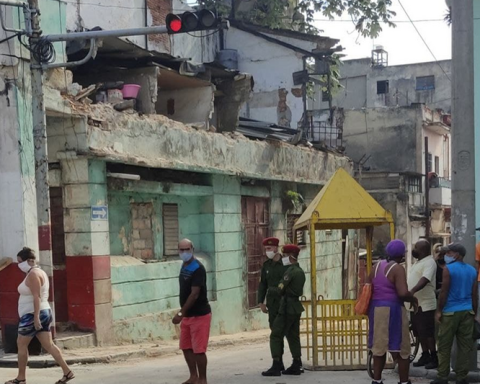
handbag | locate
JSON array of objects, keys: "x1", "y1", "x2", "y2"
[
  {"x1": 355, "y1": 283, "x2": 372, "y2": 316},
  {"x1": 473, "y1": 320, "x2": 480, "y2": 340}
]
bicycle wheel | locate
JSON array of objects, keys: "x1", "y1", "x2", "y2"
[
  {"x1": 367, "y1": 350, "x2": 374, "y2": 379},
  {"x1": 409, "y1": 326, "x2": 420, "y2": 363}
]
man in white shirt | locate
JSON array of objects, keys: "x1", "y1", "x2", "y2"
[{"x1": 408, "y1": 239, "x2": 438, "y2": 369}]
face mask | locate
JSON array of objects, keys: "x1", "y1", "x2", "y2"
[
  {"x1": 282, "y1": 257, "x2": 292, "y2": 266},
  {"x1": 18, "y1": 260, "x2": 31, "y2": 274},
  {"x1": 444, "y1": 255, "x2": 456, "y2": 264},
  {"x1": 266, "y1": 251, "x2": 275, "y2": 259},
  {"x1": 179, "y1": 252, "x2": 193, "y2": 263},
  {"x1": 412, "y1": 250, "x2": 420, "y2": 259}
]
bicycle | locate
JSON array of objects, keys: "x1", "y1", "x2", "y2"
[{"x1": 367, "y1": 323, "x2": 420, "y2": 379}]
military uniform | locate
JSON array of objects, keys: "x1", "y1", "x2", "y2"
[
  {"x1": 257, "y1": 258, "x2": 287, "y2": 327},
  {"x1": 262, "y1": 244, "x2": 306, "y2": 377},
  {"x1": 258, "y1": 237, "x2": 287, "y2": 367}
]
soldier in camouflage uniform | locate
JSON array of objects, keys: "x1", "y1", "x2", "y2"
[
  {"x1": 257, "y1": 237, "x2": 287, "y2": 370},
  {"x1": 262, "y1": 244, "x2": 306, "y2": 377}
]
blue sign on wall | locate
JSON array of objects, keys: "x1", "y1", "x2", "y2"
[{"x1": 91, "y1": 205, "x2": 108, "y2": 221}]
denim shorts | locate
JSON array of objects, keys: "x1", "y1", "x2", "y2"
[{"x1": 18, "y1": 309, "x2": 52, "y2": 337}]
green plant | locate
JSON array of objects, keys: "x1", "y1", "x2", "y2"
[
  {"x1": 286, "y1": 190, "x2": 304, "y2": 211},
  {"x1": 198, "y1": 0, "x2": 396, "y2": 38}
]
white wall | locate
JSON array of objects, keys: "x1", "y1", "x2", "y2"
[
  {"x1": 315, "y1": 58, "x2": 452, "y2": 113},
  {"x1": 424, "y1": 129, "x2": 449, "y2": 178},
  {"x1": 225, "y1": 27, "x2": 306, "y2": 127},
  {"x1": 156, "y1": 86, "x2": 214, "y2": 126},
  {"x1": 66, "y1": 0, "x2": 217, "y2": 62}
]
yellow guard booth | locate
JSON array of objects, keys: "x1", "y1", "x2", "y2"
[{"x1": 293, "y1": 168, "x2": 394, "y2": 370}]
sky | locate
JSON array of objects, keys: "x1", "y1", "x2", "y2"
[{"x1": 314, "y1": 0, "x2": 452, "y2": 65}]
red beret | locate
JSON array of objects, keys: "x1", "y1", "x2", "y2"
[
  {"x1": 262, "y1": 237, "x2": 279, "y2": 246},
  {"x1": 282, "y1": 244, "x2": 300, "y2": 254}
]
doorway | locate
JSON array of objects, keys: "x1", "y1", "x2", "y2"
[{"x1": 241, "y1": 197, "x2": 270, "y2": 309}]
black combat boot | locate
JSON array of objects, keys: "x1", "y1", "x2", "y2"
[
  {"x1": 413, "y1": 352, "x2": 431, "y2": 367},
  {"x1": 282, "y1": 358, "x2": 302, "y2": 375},
  {"x1": 261, "y1": 360, "x2": 283, "y2": 376},
  {"x1": 280, "y1": 359, "x2": 285, "y2": 371}
]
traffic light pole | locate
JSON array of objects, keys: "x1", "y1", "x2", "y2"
[
  {"x1": 27, "y1": 0, "x2": 56, "y2": 328},
  {"x1": 44, "y1": 25, "x2": 169, "y2": 42}
]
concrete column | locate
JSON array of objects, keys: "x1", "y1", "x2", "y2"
[
  {"x1": 451, "y1": 0, "x2": 477, "y2": 371},
  {"x1": 0, "y1": 76, "x2": 39, "y2": 345},
  {"x1": 62, "y1": 158, "x2": 113, "y2": 345}
]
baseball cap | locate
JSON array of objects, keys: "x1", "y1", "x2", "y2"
[{"x1": 446, "y1": 243, "x2": 466, "y2": 257}]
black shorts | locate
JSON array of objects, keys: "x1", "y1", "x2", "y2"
[{"x1": 411, "y1": 307, "x2": 435, "y2": 339}]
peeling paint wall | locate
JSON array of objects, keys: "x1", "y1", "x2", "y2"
[
  {"x1": 343, "y1": 107, "x2": 422, "y2": 172},
  {"x1": 65, "y1": 0, "x2": 218, "y2": 62},
  {"x1": 108, "y1": 174, "x2": 344, "y2": 343},
  {"x1": 225, "y1": 27, "x2": 306, "y2": 127},
  {"x1": 315, "y1": 58, "x2": 452, "y2": 113}
]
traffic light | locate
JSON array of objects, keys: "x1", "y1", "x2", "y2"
[{"x1": 166, "y1": 9, "x2": 218, "y2": 34}]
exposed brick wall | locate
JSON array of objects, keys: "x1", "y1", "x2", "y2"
[
  {"x1": 131, "y1": 203, "x2": 155, "y2": 259},
  {"x1": 147, "y1": 0, "x2": 172, "y2": 53}
]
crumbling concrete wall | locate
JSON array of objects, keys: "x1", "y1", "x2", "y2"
[
  {"x1": 47, "y1": 104, "x2": 352, "y2": 184},
  {"x1": 225, "y1": 27, "x2": 306, "y2": 127},
  {"x1": 315, "y1": 58, "x2": 452, "y2": 112},
  {"x1": 75, "y1": 67, "x2": 159, "y2": 115}
]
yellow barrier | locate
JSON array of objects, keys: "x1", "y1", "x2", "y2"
[{"x1": 301, "y1": 299, "x2": 369, "y2": 370}]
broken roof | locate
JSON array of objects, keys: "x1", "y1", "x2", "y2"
[
  {"x1": 229, "y1": 20, "x2": 342, "y2": 56},
  {"x1": 237, "y1": 117, "x2": 298, "y2": 142}
]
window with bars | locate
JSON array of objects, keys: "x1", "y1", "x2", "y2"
[
  {"x1": 407, "y1": 176, "x2": 422, "y2": 193},
  {"x1": 416, "y1": 75, "x2": 435, "y2": 91},
  {"x1": 286, "y1": 214, "x2": 305, "y2": 244},
  {"x1": 163, "y1": 204, "x2": 179, "y2": 256},
  {"x1": 427, "y1": 153, "x2": 433, "y2": 173},
  {"x1": 377, "y1": 80, "x2": 389, "y2": 95}
]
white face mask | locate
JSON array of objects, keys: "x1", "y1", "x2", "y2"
[
  {"x1": 18, "y1": 260, "x2": 32, "y2": 274},
  {"x1": 266, "y1": 251, "x2": 275, "y2": 259},
  {"x1": 179, "y1": 252, "x2": 193, "y2": 263},
  {"x1": 282, "y1": 257, "x2": 292, "y2": 266}
]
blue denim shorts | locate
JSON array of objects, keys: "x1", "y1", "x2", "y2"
[{"x1": 18, "y1": 309, "x2": 52, "y2": 337}]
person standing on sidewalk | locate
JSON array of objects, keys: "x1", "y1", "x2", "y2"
[
  {"x1": 257, "y1": 237, "x2": 286, "y2": 369},
  {"x1": 431, "y1": 243, "x2": 478, "y2": 384},
  {"x1": 172, "y1": 239, "x2": 212, "y2": 384},
  {"x1": 368, "y1": 239, "x2": 417, "y2": 384},
  {"x1": 262, "y1": 244, "x2": 305, "y2": 377},
  {"x1": 5, "y1": 247, "x2": 75, "y2": 384},
  {"x1": 408, "y1": 239, "x2": 438, "y2": 369}
]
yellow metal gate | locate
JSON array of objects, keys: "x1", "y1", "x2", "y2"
[{"x1": 301, "y1": 299, "x2": 369, "y2": 370}]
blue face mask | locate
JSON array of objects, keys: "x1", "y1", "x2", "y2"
[
  {"x1": 180, "y1": 252, "x2": 193, "y2": 263},
  {"x1": 444, "y1": 255, "x2": 456, "y2": 264}
]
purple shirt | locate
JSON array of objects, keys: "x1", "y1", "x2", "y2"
[{"x1": 372, "y1": 260, "x2": 399, "y2": 302}]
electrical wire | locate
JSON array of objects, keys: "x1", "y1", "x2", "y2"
[
  {"x1": 187, "y1": 29, "x2": 219, "y2": 38},
  {"x1": 0, "y1": 31, "x2": 21, "y2": 45},
  {"x1": 398, "y1": 0, "x2": 451, "y2": 82}
]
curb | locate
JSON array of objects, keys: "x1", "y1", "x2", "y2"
[
  {"x1": 408, "y1": 366, "x2": 480, "y2": 383},
  {"x1": 0, "y1": 333, "x2": 269, "y2": 369}
]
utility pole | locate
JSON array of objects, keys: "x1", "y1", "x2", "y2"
[
  {"x1": 451, "y1": 0, "x2": 477, "y2": 371},
  {"x1": 28, "y1": 0, "x2": 55, "y2": 325},
  {"x1": 424, "y1": 136, "x2": 430, "y2": 238}
]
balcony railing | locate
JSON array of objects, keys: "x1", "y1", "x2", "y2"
[
  {"x1": 430, "y1": 177, "x2": 451, "y2": 189},
  {"x1": 306, "y1": 119, "x2": 344, "y2": 152}
]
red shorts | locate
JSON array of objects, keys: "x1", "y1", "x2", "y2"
[{"x1": 179, "y1": 313, "x2": 212, "y2": 354}]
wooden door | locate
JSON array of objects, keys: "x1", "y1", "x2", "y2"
[{"x1": 241, "y1": 197, "x2": 270, "y2": 309}]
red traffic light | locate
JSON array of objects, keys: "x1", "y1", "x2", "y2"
[
  {"x1": 166, "y1": 14, "x2": 182, "y2": 33},
  {"x1": 165, "y1": 10, "x2": 218, "y2": 34}
]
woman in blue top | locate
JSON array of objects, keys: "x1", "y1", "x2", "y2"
[{"x1": 431, "y1": 243, "x2": 478, "y2": 384}]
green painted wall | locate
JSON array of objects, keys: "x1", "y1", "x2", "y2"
[{"x1": 110, "y1": 175, "x2": 344, "y2": 342}]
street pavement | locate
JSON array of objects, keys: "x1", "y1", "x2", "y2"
[{"x1": 0, "y1": 344, "x2": 430, "y2": 384}]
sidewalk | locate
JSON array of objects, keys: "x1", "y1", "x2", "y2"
[
  {"x1": 0, "y1": 329, "x2": 270, "y2": 369},
  {"x1": 408, "y1": 361, "x2": 480, "y2": 383}
]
